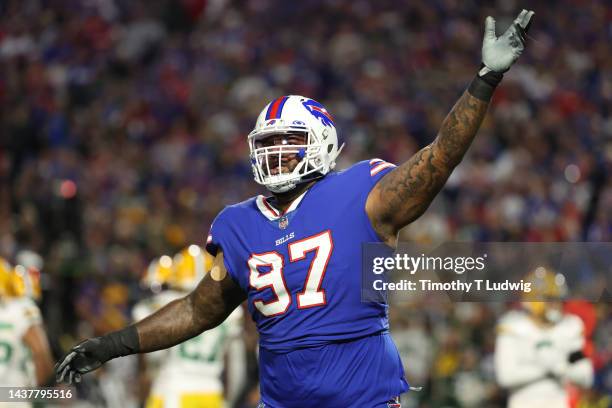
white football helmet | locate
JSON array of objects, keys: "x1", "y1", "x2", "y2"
[{"x1": 248, "y1": 95, "x2": 344, "y2": 193}]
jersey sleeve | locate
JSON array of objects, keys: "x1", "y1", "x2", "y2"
[
  {"x1": 339, "y1": 158, "x2": 397, "y2": 196},
  {"x1": 367, "y1": 158, "x2": 397, "y2": 185},
  {"x1": 205, "y1": 216, "x2": 222, "y2": 257},
  {"x1": 14, "y1": 298, "x2": 42, "y2": 337},
  {"x1": 329, "y1": 159, "x2": 398, "y2": 243},
  {"x1": 205, "y1": 209, "x2": 240, "y2": 285}
]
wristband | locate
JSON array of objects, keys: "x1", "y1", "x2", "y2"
[
  {"x1": 568, "y1": 350, "x2": 586, "y2": 363},
  {"x1": 468, "y1": 64, "x2": 504, "y2": 101},
  {"x1": 104, "y1": 325, "x2": 140, "y2": 359}
]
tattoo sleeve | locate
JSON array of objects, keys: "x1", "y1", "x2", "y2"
[
  {"x1": 135, "y1": 260, "x2": 246, "y2": 353},
  {"x1": 367, "y1": 90, "x2": 489, "y2": 243}
]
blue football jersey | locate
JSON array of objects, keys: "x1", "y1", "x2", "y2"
[
  {"x1": 207, "y1": 159, "x2": 410, "y2": 406},
  {"x1": 206, "y1": 158, "x2": 398, "y2": 352}
]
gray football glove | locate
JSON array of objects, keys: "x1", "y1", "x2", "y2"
[{"x1": 480, "y1": 9, "x2": 535, "y2": 76}]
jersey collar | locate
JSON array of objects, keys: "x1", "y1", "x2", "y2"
[{"x1": 255, "y1": 190, "x2": 307, "y2": 221}]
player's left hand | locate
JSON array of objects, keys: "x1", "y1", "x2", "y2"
[{"x1": 480, "y1": 9, "x2": 535, "y2": 75}]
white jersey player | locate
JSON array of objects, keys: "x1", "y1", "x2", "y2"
[
  {"x1": 133, "y1": 254, "x2": 175, "y2": 394},
  {"x1": 0, "y1": 257, "x2": 53, "y2": 408},
  {"x1": 495, "y1": 267, "x2": 593, "y2": 408},
  {"x1": 139, "y1": 246, "x2": 245, "y2": 408}
]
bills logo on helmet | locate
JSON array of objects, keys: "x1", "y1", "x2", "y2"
[{"x1": 302, "y1": 99, "x2": 335, "y2": 128}]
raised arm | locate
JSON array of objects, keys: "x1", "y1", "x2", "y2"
[
  {"x1": 56, "y1": 250, "x2": 246, "y2": 384},
  {"x1": 366, "y1": 10, "x2": 534, "y2": 245},
  {"x1": 367, "y1": 91, "x2": 488, "y2": 245}
]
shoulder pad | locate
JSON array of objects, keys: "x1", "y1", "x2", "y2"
[{"x1": 497, "y1": 310, "x2": 531, "y2": 336}]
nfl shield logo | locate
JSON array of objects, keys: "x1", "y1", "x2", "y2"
[{"x1": 279, "y1": 216, "x2": 289, "y2": 230}]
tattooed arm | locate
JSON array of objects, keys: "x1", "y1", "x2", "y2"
[
  {"x1": 56, "y1": 251, "x2": 246, "y2": 383},
  {"x1": 365, "y1": 10, "x2": 534, "y2": 246},
  {"x1": 366, "y1": 91, "x2": 488, "y2": 245},
  {"x1": 136, "y1": 251, "x2": 245, "y2": 351}
]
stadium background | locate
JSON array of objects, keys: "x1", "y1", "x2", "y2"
[{"x1": 0, "y1": 0, "x2": 610, "y2": 406}]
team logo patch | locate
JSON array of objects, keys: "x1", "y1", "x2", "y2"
[
  {"x1": 302, "y1": 99, "x2": 335, "y2": 127},
  {"x1": 279, "y1": 216, "x2": 289, "y2": 230}
]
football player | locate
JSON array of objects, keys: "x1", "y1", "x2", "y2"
[
  {"x1": 495, "y1": 267, "x2": 594, "y2": 408},
  {"x1": 11, "y1": 264, "x2": 42, "y2": 302},
  {"x1": 132, "y1": 255, "x2": 175, "y2": 404},
  {"x1": 136, "y1": 247, "x2": 245, "y2": 408},
  {"x1": 0, "y1": 257, "x2": 54, "y2": 402},
  {"x1": 56, "y1": 10, "x2": 534, "y2": 407}
]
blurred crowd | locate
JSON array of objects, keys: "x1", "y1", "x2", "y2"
[{"x1": 0, "y1": 0, "x2": 610, "y2": 406}]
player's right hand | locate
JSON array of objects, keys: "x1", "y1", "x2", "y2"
[{"x1": 55, "y1": 337, "x2": 112, "y2": 384}]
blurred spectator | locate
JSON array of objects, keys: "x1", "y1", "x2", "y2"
[{"x1": 1, "y1": 0, "x2": 610, "y2": 406}]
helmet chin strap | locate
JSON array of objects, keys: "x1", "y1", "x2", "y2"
[
  {"x1": 267, "y1": 179, "x2": 318, "y2": 214},
  {"x1": 266, "y1": 155, "x2": 329, "y2": 193},
  {"x1": 335, "y1": 142, "x2": 346, "y2": 159},
  {"x1": 264, "y1": 148, "x2": 322, "y2": 193},
  {"x1": 267, "y1": 181, "x2": 297, "y2": 194}
]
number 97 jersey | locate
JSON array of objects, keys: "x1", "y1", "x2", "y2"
[{"x1": 206, "y1": 159, "x2": 396, "y2": 353}]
